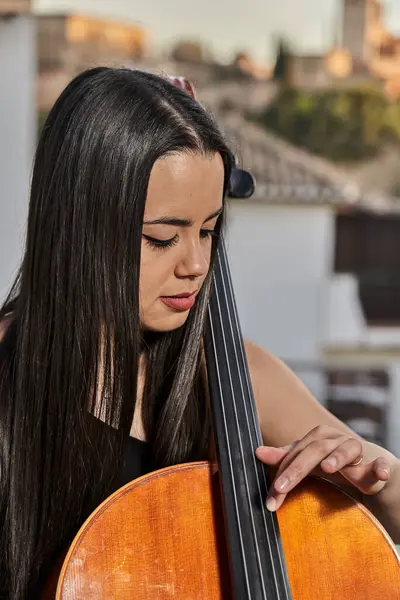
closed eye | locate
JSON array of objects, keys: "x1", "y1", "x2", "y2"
[
  {"x1": 200, "y1": 229, "x2": 219, "y2": 240},
  {"x1": 142, "y1": 234, "x2": 178, "y2": 250}
]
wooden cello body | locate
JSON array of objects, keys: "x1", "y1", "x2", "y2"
[
  {"x1": 54, "y1": 462, "x2": 400, "y2": 599},
  {"x1": 45, "y1": 76, "x2": 400, "y2": 599}
]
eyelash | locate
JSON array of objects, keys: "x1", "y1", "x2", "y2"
[
  {"x1": 143, "y1": 235, "x2": 178, "y2": 250},
  {"x1": 143, "y1": 230, "x2": 218, "y2": 250}
]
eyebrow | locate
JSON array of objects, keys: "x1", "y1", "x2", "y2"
[{"x1": 143, "y1": 207, "x2": 223, "y2": 227}]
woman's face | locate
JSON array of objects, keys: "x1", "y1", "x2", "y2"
[{"x1": 140, "y1": 151, "x2": 225, "y2": 332}]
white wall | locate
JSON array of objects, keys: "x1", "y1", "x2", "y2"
[
  {"x1": 325, "y1": 274, "x2": 365, "y2": 346},
  {"x1": 326, "y1": 274, "x2": 400, "y2": 349},
  {"x1": 225, "y1": 202, "x2": 335, "y2": 362},
  {"x1": 388, "y1": 363, "x2": 400, "y2": 457},
  {"x1": 0, "y1": 15, "x2": 35, "y2": 302}
]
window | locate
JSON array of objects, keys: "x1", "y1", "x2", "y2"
[{"x1": 334, "y1": 212, "x2": 400, "y2": 324}]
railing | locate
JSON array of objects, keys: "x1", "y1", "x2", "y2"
[
  {"x1": 287, "y1": 362, "x2": 390, "y2": 448},
  {"x1": 0, "y1": 0, "x2": 31, "y2": 14}
]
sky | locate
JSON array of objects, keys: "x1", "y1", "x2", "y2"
[{"x1": 34, "y1": 0, "x2": 400, "y2": 65}]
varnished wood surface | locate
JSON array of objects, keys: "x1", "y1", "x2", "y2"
[
  {"x1": 53, "y1": 461, "x2": 400, "y2": 599},
  {"x1": 278, "y1": 475, "x2": 400, "y2": 599}
]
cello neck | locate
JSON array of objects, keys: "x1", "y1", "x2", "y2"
[
  {"x1": 166, "y1": 75, "x2": 292, "y2": 600},
  {"x1": 205, "y1": 240, "x2": 292, "y2": 600}
]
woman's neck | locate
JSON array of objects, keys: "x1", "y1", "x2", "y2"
[{"x1": 130, "y1": 355, "x2": 146, "y2": 441}]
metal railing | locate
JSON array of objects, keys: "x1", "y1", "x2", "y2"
[{"x1": 287, "y1": 362, "x2": 389, "y2": 447}]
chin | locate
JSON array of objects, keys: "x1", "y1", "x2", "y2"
[{"x1": 143, "y1": 312, "x2": 190, "y2": 333}]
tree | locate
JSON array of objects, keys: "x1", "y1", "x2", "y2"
[
  {"x1": 272, "y1": 37, "x2": 292, "y2": 83},
  {"x1": 253, "y1": 87, "x2": 400, "y2": 162}
]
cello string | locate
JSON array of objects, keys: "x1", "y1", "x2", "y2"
[
  {"x1": 207, "y1": 304, "x2": 252, "y2": 597},
  {"x1": 208, "y1": 284, "x2": 268, "y2": 598},
  {"x1": 211, "y1": 253, "x2": 282, "y2": 599},
  {"x1": 220, "y1": 242, "x2": 290, "y2": 596},
  {"x1": 217, "y1": 247, "x2": 283, "y2": 555},
  {"x1": 215, "y1": 247, "x2": 282, "y2": 598},
  {"x1": 221, "y1": 244, "x2": 289, "y2": 591},
  {"x1": 219, "y1": 240, "x2": 262, "y2": 444}
]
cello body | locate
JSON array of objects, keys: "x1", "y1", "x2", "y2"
[{"x1": 54, "y1": 461, "x2": 400, "y2": 599}]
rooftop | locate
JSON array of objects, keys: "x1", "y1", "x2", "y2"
[{"x1": 218, "y1": 110, "x2": 400, "y2": 214}]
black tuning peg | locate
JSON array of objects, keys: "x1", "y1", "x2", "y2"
[{"x1": 228, "y1": 168, "x2": 256, "y2": 199}]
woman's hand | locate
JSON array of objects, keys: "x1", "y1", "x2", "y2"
[{"x1": 255, "y1": 425, "x2": 396, "y2": 512}]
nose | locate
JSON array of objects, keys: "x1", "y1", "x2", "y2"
[{"x1": 175, "y1": 239, "x2": 210, "y2": 280}]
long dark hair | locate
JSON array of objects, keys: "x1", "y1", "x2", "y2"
[{"x1": 0, "y1": 67, "x2": 234, "y2": 598}]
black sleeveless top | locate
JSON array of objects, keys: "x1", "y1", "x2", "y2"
[{"x1": 115, "y1": 436, "x2": 154, "y2": 489}]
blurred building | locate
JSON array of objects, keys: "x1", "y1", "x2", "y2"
[
  {"x1": 37, "y1": 13, "x2": 150, "y2": 111},
  {"x1": 36, "y1": 13, "x2": 275, "y2": 114},
  {"x1": 342, "y1": 0, "x2": 378, "y2": 64},
  {"x1": 289, "y1": 0, "x2": 400, "y2": 97},
  {"x1": 0, "y1": 0, "x2": 30, "y2": 12},
  {"x1": 0, "y1": 1, "x2": 35, "y2": 302}
]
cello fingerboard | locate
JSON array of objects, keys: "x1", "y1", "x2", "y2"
[{"x1": 205, "y1": 240, "x2": 292, "y2": 600}]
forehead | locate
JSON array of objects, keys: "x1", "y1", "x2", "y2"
[{"x1": 144, "y1": 152, "x2": 225, "y2": 218}]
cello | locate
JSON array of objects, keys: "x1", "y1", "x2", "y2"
[{"x1": 48, "y1": 76, "x2": 400, "y2": 599}]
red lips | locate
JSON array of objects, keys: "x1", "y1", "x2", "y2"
[{"x1": 160, "y1": 292, "x2": 197, "y2": 311}]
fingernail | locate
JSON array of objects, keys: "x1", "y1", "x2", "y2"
[
  {"x1": 325, "y1": 457, "x2": 337, "y2": 469},
  {"x1": 266, "y1": 496, "x2": 277, "y2": 511},
  {"x1": 275, "y1": 476, "x2": 289, "y2": 492}
]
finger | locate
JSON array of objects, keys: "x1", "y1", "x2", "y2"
[
  {"x1": 266, "y1": 489, "x2": 288, "y2": 512},
  {"x1": 340, "y1": 457, "x2": 391, "y2": 495},
  {"x1": 265, "y1": 444, "x2": 310, "y2": 512},
  {"x1": 268, "y1": 429, "x2": 345, "y2": 480},
  {"x1": 257, "y1": 443, "x2": 300, "y2": 512},
  {"x1": 265, "y1": 437, "x2": 338, "y2": 511},
  {"x1": 272, "y1": 437, "x2": 345, "y2": 494},
  {"x1": 319, "y1": 438, "x2": 364, "y2": 473},
  {"x1": 266, "y1": 437, "x2": 346, "y2": 512},
  {"x1": 297, "y1": 424, "x2": 342, "y2": 444},
  {"x1": 255, "y1": 444, "x2": 293, "y2": 466},
  {"x1": 373, "y1": 457, "x2": 390, "y2": 481}
]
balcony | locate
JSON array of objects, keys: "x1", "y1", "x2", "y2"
[{"x1": 0, "y1": 0, "x2": 31, "y2": 14}]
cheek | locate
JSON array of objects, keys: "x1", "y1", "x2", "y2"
[
  {"x1": 205, "y1": 241, "x2": 213, "y2": 262},
  {"x1": 139, "y1": 246, "x2": 170, "y2": 303},
  {"x1": 202, "y1": 241, "x2": 213, "y2": 272}
]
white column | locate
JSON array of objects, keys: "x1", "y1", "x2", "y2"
[
  {"x1": 387, "y1": 363, "x2": 400, "y2": 457},
  {"x1": 0, "y1": 14, "x2": 36, "y2": 302}
]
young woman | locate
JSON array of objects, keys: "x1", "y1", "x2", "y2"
[{"x1": 0, "y1": 67, "x2": 399, "y2": 599}]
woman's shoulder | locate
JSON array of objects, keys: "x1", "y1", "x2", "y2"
[
  {"x1": 244, "y1": 340, "x2": 297, "y2": 387},
  {"x1": 243, "y1": 339, "x2": 323, "y2": 440},
  {"x1": 244, "y1": 338, "x2": 319, "y2": 406}
]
